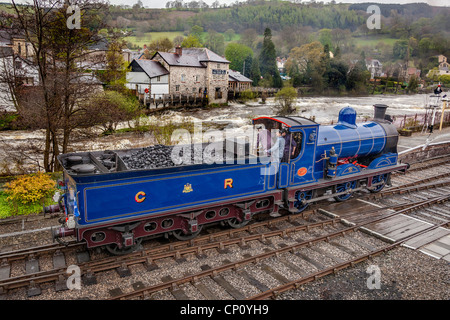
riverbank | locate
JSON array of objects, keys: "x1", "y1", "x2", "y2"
[{"x1": 0, "y1": 94, "x2": 448, "y2": 176}]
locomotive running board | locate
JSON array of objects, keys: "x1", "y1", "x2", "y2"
[{"x1": 285, "y1": 163, "x2": 408, "y2": 204}]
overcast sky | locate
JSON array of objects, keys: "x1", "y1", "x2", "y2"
[
  {"x1": 105, "y1": 0, "x2": 449, "y2": 9},
  {"x1": 7, "y1": 0, "x2": 450, "y2": 8}
]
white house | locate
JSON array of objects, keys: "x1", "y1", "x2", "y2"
[
  {"x1": 126, "y1": 59, "x2": 169, "y2": 99},
  {"x1": 0, "y1": 47, "x2": 15, "y2": 112},
  {"x1": 366, "y1": 59, "x2": 383, "y2": 79}
]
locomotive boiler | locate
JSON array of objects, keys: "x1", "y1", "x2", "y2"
[{"x1": 51, "y1": 104, "x2": 408, "y2": 254}]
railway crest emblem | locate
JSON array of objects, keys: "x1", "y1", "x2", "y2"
[{"x1": 183, "y1": 183, "x2": 193, "y2": 193}]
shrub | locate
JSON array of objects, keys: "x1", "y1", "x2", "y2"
[
  {"x1": 275, "y1": 87, "x2": 298, "y2": 116},
  {"x1": 239, "y1": 89, "x2": 258, "y2": 102},
  {"x1": 438, "y1": 74, "x2": 450, "y2": 86},
  {"x1": 4, "y1": 172, "x2": 56, "y2": 215}
]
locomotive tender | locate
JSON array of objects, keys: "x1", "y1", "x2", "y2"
[{"x1": 52, "y1": 104, "x2": 408, "y2": 254}]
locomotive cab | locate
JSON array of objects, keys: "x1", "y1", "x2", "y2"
[{"x1": 252, "y1": 116, "x2": 319, "y2": 188}]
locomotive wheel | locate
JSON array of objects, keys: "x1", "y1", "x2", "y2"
[
  {"x1": 370, "y1": 173, "x2": 389, "y2": 193},
  {"x1": 227, "y1": 217, "x2": 250, "y2": 229},
  {"x1": 105, "y1": 238, "x2": 142, "y2": 255},
  {"x1": 294, "y1": 190, "x2": 314, "y2": 213},
  {"x1": 173, "y1": 225, "x2": 203, "y2": 241},
  {"x1": 334, "y1": 181, "x2": 357, "y2": 202}
]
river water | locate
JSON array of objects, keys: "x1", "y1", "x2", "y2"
[
  {"x1": 0, "y1": 94, "x2": 443, "y2": 174},
  {"x1": 152, "y1": 93, "x2": 432, "y2": 127}
]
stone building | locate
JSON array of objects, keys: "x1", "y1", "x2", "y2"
[
  {"x1": 228, "y1": 70, "x2": 252, "y2": 91},
  {"x1": 149, "y1": 46, "x2": 230, "y2": 104}
]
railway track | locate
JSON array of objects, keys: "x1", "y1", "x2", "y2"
[
  {"x1": 0, "y1": 155, "x2": 449, "y2": 299},
  {"x1": 1, "y1": 190, "x2": 447, "y2": 299},
  {"x1": 108, "y1": 194, "x2": 450, "y2": 300}
]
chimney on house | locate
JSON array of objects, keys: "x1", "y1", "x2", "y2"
[{"x1": 176, "y1": 46, "x2": 182, "y2": 56}]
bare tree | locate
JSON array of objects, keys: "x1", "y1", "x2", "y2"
[{"x1": 0, "y1": 0, "x2": 111, "y2": 172}]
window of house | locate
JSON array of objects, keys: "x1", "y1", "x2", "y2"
[
  {"x1": 192, "y1": 87, "x2": 196, "y2": 93},
  {"x1": 175, "y1": 85, "x2": 180, "y2": 92},
  {"x1": 195, "y1": 75, "x2": 199, "y2": 82},
  {"x1": 181, "y1": 74, "x2": 186, "y2": 82},
  {"x1": 157, "y1": 76, "x2": 160, "y2": 82},
  {"x1": 217, "y1": 64, "x2": 220, "y2": 69}
]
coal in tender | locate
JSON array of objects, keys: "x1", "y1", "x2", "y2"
[{"x1": 122, "y1": 144, "x2": 220, "y2": 170}]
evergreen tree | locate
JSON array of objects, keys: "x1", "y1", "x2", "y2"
[
  {"x1": 258, "y1": 28, "x2": 282, "y2": 88},
  {"x1": 250, "y1": 58, "x2": 261, "y2": 86}
]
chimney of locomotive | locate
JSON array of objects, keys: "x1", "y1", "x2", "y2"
[{"x1": 373, "y1": 104, "x2": 388, "y2": 122}]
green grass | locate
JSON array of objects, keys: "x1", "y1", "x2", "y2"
[
  {"x1": 125, "y1": 31, "x2": 185, "y2": 47},
  {"x1": 0, "y1": 191, "x2": 56, "y2": 218},
  {"x1": 0, "y1": 192, "x2": 10, "y2": 219},
  {"x1": 125, "y1": 31, "x2": 241, "y2": 48},
  {"x1": 353, "y1": 35, "x2": 398, "y2": 48}
]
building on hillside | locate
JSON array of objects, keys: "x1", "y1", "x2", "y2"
[
  {"x1": 228, "y1": 70, "x2": 252, "y2": 92},
  {"x1": 437, "y1": 54, "x2": 449, "y2": 75},
  {"x1": 405, "y1": 67, "x2": 421, "y2": 82},
  {"x1": 276, "y1": 57, "x2": 286, "y2": 74},
  {"x1": 365, "y1": 59, "x2": 383, "y2": 79},
  {"x1": 150, "y1": 46, "x2": 230, "y2": 104},
  {"x1": 126, "y1": 59, "x2": 169, "y2": 99},
  {"x1": 426, "y1": 55, "x2": 449, "y2": 78},
  {"x1": 0, "y1": 29, "x2": 34, "y2": 60}
]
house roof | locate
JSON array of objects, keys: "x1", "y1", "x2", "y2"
[
  {"x1": 130, "y1": 59, "x2": 169, "y2": 78},
  {"x1": 153, "y1": 47, "x2": 229, "y2": 67},
  {"x1": 229, "y1": 70, "x2": 252, "y2": 83},
  {"x1": 87, "y1": 37, "x2": 109, "y2": 51},
  {"x1": 0, "y1": 46, "x2": 13, "y2": 58}
]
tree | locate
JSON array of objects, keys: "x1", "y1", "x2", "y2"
[
  {"x1": 259, "y1": 28, "x2": 282, "y2": 88},
  {"x1": 346, "y1": 64, "x2": 370, "y2": 92},
  {"x1": 407, "y1": 75, "x2": 419, "y2": 93},
  {"x1": 190, "y1": 25, "x2": 204, "y2": 41},
  {"x1": 224, "y1": 28, "x2": 235, "y2": 41},
  {"x1": 326, "y1": 60, "x2": 348, "y2": 90},
  {"x1": 204, "y1": 30, "x2": 225, "y2": 55},
  {"x1": 438, "y1": 74, "x2": 450, "y2": 86},
  {"x1": 393, "y1": 40, "x2": 409, "y2": 60},
  {"x1": 181, "y1": 34, "x2": 202, "y2": 48},
  {"x1": 275, "y1": 87, "x2": 297, "y2": 116},
  {"x1": 225, "y1": 43, "x2": 253, "y2": 73},
  {"x1": 286, "y1": 42, "x2": 325, "y2": 76},
  {"x1": 103, "y1": 34, "x2": 128, "y2": 91},
  {"x1": 173, "y1": 35, "x2": 185, "y2": 47},
  {"x1": 249, "y1": 58, "x2": 261, "y2": 86},
  {"x1": 318, "y1": 29, "x2": 333, "y2": 49},
  {"x1": 87, "y1": 91, "x2": 140, "y2": 134},
  {"x1": 144, "y1": 37, "x2": 174, "y2": 58},
  {"x1": 1, "y1": 0, "x2": 111, "y2": 172},
  {"x1": 239, "y1": 28, "x2": 258, "y2": 49}
]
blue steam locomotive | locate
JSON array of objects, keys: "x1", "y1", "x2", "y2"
[{"x1": 51, "y1": 104, "x2": 407, "y2": 254}]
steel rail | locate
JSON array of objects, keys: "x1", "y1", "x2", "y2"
[
  {"x1": 109, "y1": 193, "x2": 450, "y2": 300},
  {"x1": 248, "y1": 219, "x2": 450, "y2": 300}
]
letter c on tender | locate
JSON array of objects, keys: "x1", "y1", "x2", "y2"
[{"x1": 135, "y1": 191, "x2": 146, "y2": 203}]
